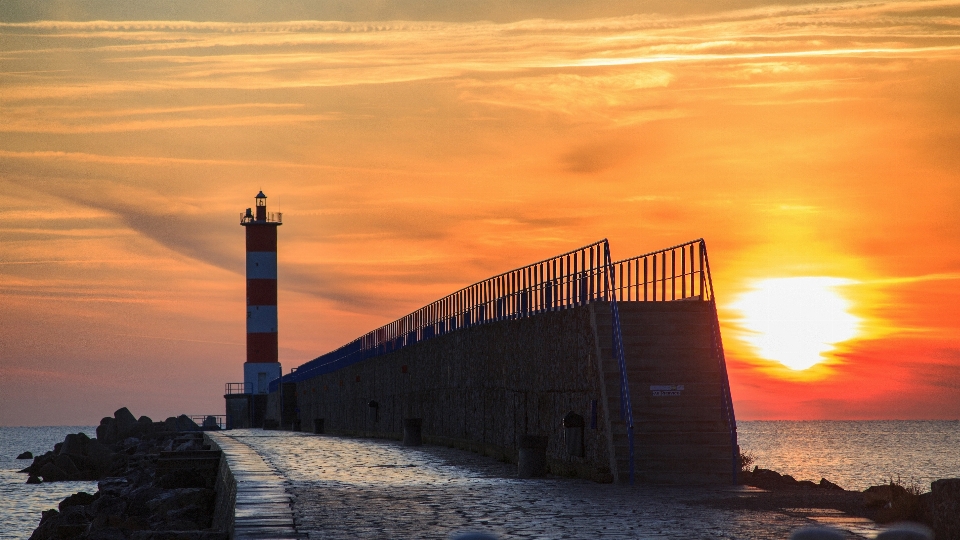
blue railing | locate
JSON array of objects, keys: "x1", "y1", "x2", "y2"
[
  {"x1": 603, "y1": 244, "x2": 635, "y2": 484},
  {"x1": 702, "y1": 242, "x2": 739, "y2": 484}
]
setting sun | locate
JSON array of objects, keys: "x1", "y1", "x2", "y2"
[{"x1": 732, "y1": 277, "x2": 861, "y2": 371}]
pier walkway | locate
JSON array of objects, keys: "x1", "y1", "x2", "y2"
[{"x1": 212, "y1": 430, "x2": 881, "y2": 539}]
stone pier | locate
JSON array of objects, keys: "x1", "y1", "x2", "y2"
[{"x1": 210, "y1": 430, "x2": 881, "y2": 539}]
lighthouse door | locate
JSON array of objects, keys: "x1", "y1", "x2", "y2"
[{"x1": 258, "y1": 372, "x2": 267, "y2": 394}]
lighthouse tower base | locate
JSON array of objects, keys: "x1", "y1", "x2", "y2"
[
  {"x1": 244, "y1": 362, "x2": 282, "y2": 394},
  {"x1": 224, "y1": 393, "x2": 270, "y2": 429}
]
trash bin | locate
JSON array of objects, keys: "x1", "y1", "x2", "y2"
[
  {"x1": 314, "y1": 418, "x2": 325, "y2": 434},
  {"x1": 563, "y1": 412, "x2": 584, "y2": 457},
  {"x1": 403, "y1": 418, "x2": 423, "y2": 446},
  {"x1": 518, "y1": 435, "x2": 548, "y2": 478}
]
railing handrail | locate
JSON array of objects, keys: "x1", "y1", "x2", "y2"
[
  {"x1": 240, "y1": 212, "x2": 282, "y2": 224},
  {"x1": 274, "y1": 239, "x2": 615, "y2": 389},
  {"x1": 224, "y1": 382, "x2": 252, "y2": 395},
  {"x1": 612, "y1": 238, "x2": 705, "y2": 263},
  {"x1": 189, "y1": 414, "x2": 226, "y2": 429},
  {"x1": 603, "y1": 240, "x2": 635, "y2": 484},
  {"x1": 701, "y1": 242, "x2": 739, "y2": 484},
  {"x1": 608, "y1": 239, "x2": 712, "y2": 303}
]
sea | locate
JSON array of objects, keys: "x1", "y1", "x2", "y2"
[
  {"x1": 1, "y1": 421, "x2": 959, "y2": 538},
  {"x1": 0, "y1": 427, "x2": 97, "y2": 540}
]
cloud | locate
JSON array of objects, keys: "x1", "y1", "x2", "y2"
[{"x1": 560, "y1": 140, "x2": 634, "y2": 173}]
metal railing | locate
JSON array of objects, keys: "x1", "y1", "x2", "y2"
[
  {"x1": 189, "y1": 414, "x2": 226, "y2": 429},
  {"x1": 701, "y1": 242, "x2": 739, "y2": 484},
  {"x1": 602, "y1": 243, "x2": 635, "y2": 484},
  {"x1": 224, "y1": 382, "x2": 252, "y2": 395},
  {"x1": 276, "y1": 239, "x2": 622, "y2": 386},
  {"x1": 609, "y1": 239, "x2": 711, "y2": 302},
  {"x1": 240, "y1": 212, "x2": 282, "y2": 224}
]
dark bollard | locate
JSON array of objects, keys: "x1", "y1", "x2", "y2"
[
  {"x1": 562, "y1": 411, "x2": 585, "y2": 457},
  {"x1": 368, "y1": 400, "x2": 379, "y2": 424},
  {"x1": 403, "y1": 418, "x2": 423, "y2": 446},
  {"x1": 313, "y1": 418, "x2": 325, "y2": 434},
  {"x1": 518, "y1": 435, "x2": 548, "y2": 478}
]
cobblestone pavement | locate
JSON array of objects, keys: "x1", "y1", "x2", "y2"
[{"x1": 223, "y1": 430, "x2": 880, "y2": 540}]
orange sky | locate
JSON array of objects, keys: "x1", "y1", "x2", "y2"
[{"x1": 2, "y1": 0, "x2": 959, "y2": 425}]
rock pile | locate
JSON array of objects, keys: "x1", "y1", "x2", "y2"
[
  {"x1": 19, "y1": 409, "x2": 203, "y2": 484},
  {"x1": 24, "y1": 407, "x2": 226, "y2": 540},
  {"x1": 741, "y1": 467, "x2": 845, "y2": 491}
]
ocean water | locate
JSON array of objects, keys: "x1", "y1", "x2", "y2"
[
  {"x1": 738, "y1": 420, "x2": 960, "y2": 491},
  {"x1": 0, "y1": 426, "x2": 98, "y2": 540},
  {"x1": 1, "y1": 422, "x2": 958, "y2": 537}
]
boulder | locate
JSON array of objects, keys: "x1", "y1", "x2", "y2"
[
  {"x1": 864, "y1": 483, "x2": 908, "y2": 508},
  {"x1": 60, "y1": 433, "x2": 84, "y2": 456},
  {"x1": 22, "y1": 451, "x2": 55, "y2": 475},
  {"x1": 39, "y1": 462, "x2": 68, "y2": 482},
  {"x1": 54, "y1": 454, "x2": 81, "y2": 479},
  {"x1": 98, "y1": 477, "x2": 131, "y2": 498},
  {"x1": 134, "y1": 416, "x2": 154, "y2": 436},
  {"x1": 174, "y1": 439, "x2": 201, "y2": 452},
  {"x1": 87, "y1": 528, "x2": 126, "y2": 540},
  {"x1": 146, "y1": 488, "x2": 215, "y2": 518},
  {"x1": 28, "y1": 509, "x2": 60, "y2": 540},
  {"x1": 175, "y1": 415, "x2": 201, "y2": 432},
  {"x1": 114, "y1": 407, "x2": 138, "y2": 437},
  {"x1": 97, "y1": 417, "x2": 118, "y2": 445},
  {"x1": 931, "y1": 478, "x2": 960, "y2": 540},
  {"x1": 17, "y1": 451, "x2": 33, "y2": 459},
  {"x1": 26, "y1": 474, "x2": 41, "y2": 484},
  {"x1": 59, "y1": 491, "x2": 96, "y2": 511},
  {"x1": 85, "y1": 439, "x2": 114, "y2": 475},
  {"x1": 819, "y1": 478, "x2": 844, "y2": 490}
]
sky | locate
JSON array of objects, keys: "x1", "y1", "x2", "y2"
[{"x1": 2, "y1": 0, "x2": 959, "y2": 425}]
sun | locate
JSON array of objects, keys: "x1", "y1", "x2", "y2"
[{"x1": 731, "y1": 277, "x2": 861, "y2": 370}]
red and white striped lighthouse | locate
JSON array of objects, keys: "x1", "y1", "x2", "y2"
[{"x1": 241, "y1": 191, "x2": 282, "y2": 394}]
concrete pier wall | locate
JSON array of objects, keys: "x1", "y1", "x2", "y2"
[{"x1": 271, "y1": 300, "x2": 736, "y2": 483}]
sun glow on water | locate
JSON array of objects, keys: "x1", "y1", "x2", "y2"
[{"x1": 732, "y1": 277, "x2": 861, "y2": 370}]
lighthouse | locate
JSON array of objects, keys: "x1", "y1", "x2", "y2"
[
  {"x1": 242, "y1": 191, "x2": 282, "y2": 393},
  {"x1": 225, "y1": 192, "x2": 283, "y2": 428}
]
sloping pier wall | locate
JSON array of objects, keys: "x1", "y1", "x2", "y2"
[{"x1": 277, "y1": 300, "x2": 736, "y2": 483}]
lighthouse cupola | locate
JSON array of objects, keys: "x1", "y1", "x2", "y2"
[{"x1": 255, "y1": 191, "x2": 267, "y2": 221}]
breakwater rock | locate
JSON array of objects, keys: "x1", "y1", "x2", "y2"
[
  {"x1": 740, "y1": 466, "x2": 960, "y2": 536},
  {"x1": 25, "y1": 408, "x2": 226, "y2": 540},
  {"x1": 19, "y1": 409, "x2": 205, "y2": 483},
  {"x1": 741, "y1": 467, "x2": 845, "y2": 491}
]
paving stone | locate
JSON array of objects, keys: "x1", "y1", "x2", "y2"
[{"x1": 215, "y1": 430, "x2": 883, "y2": 539}]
